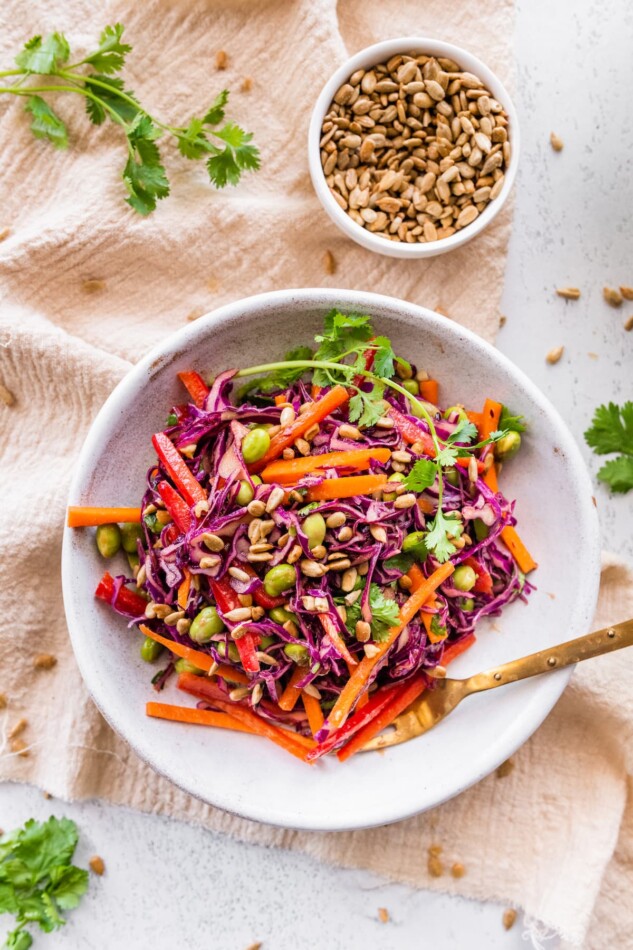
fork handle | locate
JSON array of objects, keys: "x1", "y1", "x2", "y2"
[{"x1": 463, "y1": 618, "x2": 633, "y2": 695}]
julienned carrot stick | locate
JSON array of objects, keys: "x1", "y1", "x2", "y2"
[
  {"x1": 336, "y1": 674, "x2": 428, "y2": 762},
  {"x1": 318, "y1": 614, "x2": 357, "y2": 666},
  {"x1": 501, "y1": 525, "x2": 538, "y2": 574},
  {"x1": 467, "y1": 410, "x2": 483, "y2": 433},
  {"x1": 483, "y1": 459, "x2": 499, "y2": 492},
  {"x1": 442, "y1": 633, "x2": 476, "y2": 664},
  {"x1": 214, "y1": 664, "x2": 250, "y2": 686},
  {"x1": 139, "y1": 623, "x2": 217, "y2": 674},
  {"x1": 302, "y1": 691, "x2": 325, "y2": 736},
  {"x1": 419, "y1": 379, "x2": 438, "y2": 404},
  {"x1": 480, "y1": 398, "x2": 502, "y2": 440},
  {"x1": 209, "y1": 697, "x2": 315, "y2": 761},
  {"x1": 326, "y1": 561, "x2": 455, "y2": 731},
  {"x1": 146, "y1": 702, "x2": 254, "y2": 733},
  {"x1": 251, "y1": 385, "x2": 349, "y2": 471},
  {"x1": 274, "y1": 393, "x2": 287, "y2": 406},
  {"x1": 67, "y1": 506, "x2": 142, "y2": 527},
  {"x1": 260, "y1": 448, "x2": 391, "y2": 485},
  {"x1": 306, "y1": 473, "x2": 387, "y2": 502},
  {"x1": 278, "y1": 665, "x2": 305, "y2": 712},
  {"x1": 407, "y1": 563, "x2": 425, "y2": 591},
  {"x1": 177, "y1": 568, "x2": 191, "y2": 610}
]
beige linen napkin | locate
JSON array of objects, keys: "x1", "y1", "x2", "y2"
[{"x1": 1, "y1": 2, "x2": 631, "y2": 948}]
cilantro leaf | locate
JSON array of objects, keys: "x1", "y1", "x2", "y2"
[
  {"x1": 425, "y1": 510, "x2": 463, "y2": 563},
  {"x1": 430, "y1": 615, "x2": 448, "y2": 641},
  {"x1": 48, "y1": 865, "x2": 89, "y2": 910},
  {"x1": 585, "y1": 402, "x2": 633, "y2": 456},
  {"x1": 371, "y1": 336, "x2": 396, "y2": 379},
  {"x1": 447, "y1": 419, "x2": 478, "y2": 444},
  {"x1": 499, "y1": 405, "x2": 527, "y2": 433},
  {"x1": 403, "y1": 459, "x2": 437, "y2": 492},
  {"x1": 15, "y1": 32, "x2": 69, "y2": 73},
  {"x1": 314, "y1": 310, "x2": 373, "y2": 364},
  {"x1": 123, "y1": 116, "x2": 169, "y2": 214},
  {"x1": 206, "y1": 124, "x2": 260, "y2": 188},
  {"x1": 596, "y1": 456, "x2": 633, "y2": 494},
  {"x1": 203, "y1": 90, "x2": 230, "y2": 126},
  {"x1": 348, "y1": 384, "x2": 385, "y2": 429},
  {"x1": 175, "y1": 118, "x2": 210, "y2": 160},
  {"x1": 81, "y1": 23, "x2": 130, "y2": 74},
  {"x1": 24, "y1": 96, "x2": 68, "y2": 149},
  {"x1": 346, "y1": 583, "x2": 400, "y2": 642},
  {"x1": 5, "y1": 929, "x2": 33, "y2": 950},
  {"x1": 436, "y1": 445, "x2": 459, "y2": 467},
  {"x1": 10, "y1": 817, "x2": 78, "y2": 878},
  {"x1": 85, "y1": 75, "x2": 140, "y2": 125},
  {"x1": 236, "y1": 346, "x2": 314, "y2": 400}
]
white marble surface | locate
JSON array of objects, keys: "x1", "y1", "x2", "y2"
[{"x1": 2, "y1": 0, "x2": 631, "y2": 947}]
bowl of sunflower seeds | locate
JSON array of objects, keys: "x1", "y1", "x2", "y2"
[{"x1": 308, "y1": 37, "x2": 519, "y2": 258}]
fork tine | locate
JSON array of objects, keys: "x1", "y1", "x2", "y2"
[{"x1": 361, "y1": 709, "x2": 421, "y2": 751}]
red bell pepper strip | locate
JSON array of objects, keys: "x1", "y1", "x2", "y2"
[
  {"x1": 306, "y1": 684, "x2": 400, "y2": 761},
  {"x1": 461, "y1": 556, "x2": 493, "y2": 595},
  {"x1": 387, "y1": 405, "x2": 436, "y2": 456},
  {"x1": 177, "y1": 371, "x2": 209, "y2": 409},
  {"x1": 156, "y1": 480, "x2": 192, "y2": 534},
  {"x1": 209, "y1": 578, "x2": 260, "y2": 673},
  {"x1": 152, "y1": 431, "x2": 206, "y2": 507},
  {"x1": 455, "y1": 457, "x2": 485, "y2": 474},
  {"x1": 442, "y1": 633, "x2": 476, "y2": 665},
  {"x1": 95, "y1": 571, "x2": 148, "y2": 617},
  {"x1": 336, "y1": 673, "x2": 428, "y2": 762}
]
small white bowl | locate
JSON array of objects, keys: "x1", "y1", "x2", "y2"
[
  {"x1": 62, "y1": 289, "x2": 599, "y2": 831},
  {"x1": 308, "y1": 37, "x2": 520, "y2": 259}
]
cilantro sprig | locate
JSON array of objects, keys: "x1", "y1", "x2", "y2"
[
  {"x1": 236, "y1": 310, "x2": 509, "y2": 562},
  {"x1": 344, "y1": 584, "x2": 401, "y2": 642},
  {"x1": 0, "y1": 816, "x2": 89, "y2": 948},
  {"x1": 0, "y1": 25, "x2": 259, "y2": 214},
  {"x1": 584, "y1": 401, "x2": 633, "y2": 494}
]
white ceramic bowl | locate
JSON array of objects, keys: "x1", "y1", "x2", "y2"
[
  {"x1": 62, "y1": 290, "x2": 599, "y2": 831},
  {"x1": 308, "y1": 37, "x2": 520, "y2": 258}
]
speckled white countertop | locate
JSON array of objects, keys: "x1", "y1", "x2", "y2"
[{"x1": 1, "y1": 0, "x2": 631, "y2": 947}]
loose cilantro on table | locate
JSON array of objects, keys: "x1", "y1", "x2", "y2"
[
  {"x1": 0, "y1": 24, "x2": 259, "y2": 214},
  {"x1": 235, "y1": 310, "x2": 512, "y2": 562},
  {"x1": 0, "y1": 817, "x2": 89, "y2": 949},
  {"x1": 345, "y1": 583, "x2": 401, "y2": 642},
  {"x1": 584, "y1": 401, "x2": 633, "y2": 494}
]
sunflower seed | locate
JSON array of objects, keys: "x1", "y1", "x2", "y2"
[
  {"x1": 556, "y1": 287, "x2": 581, "y2": 300},
  {"x1": 326, "y1": 511, "x2": 347, "y2": 528},
  {"x1": 550, "y1": 132, "x2": 564, "y2": 152},
  {"x1": 546, "y1": 346, "x2": 564, "y2": 365},
  {"x1": 228, "y1": 566, "x2": 250, "y2": 582},
  {"x1": 603, "y1": 286, "x2": 623, "y2": 308}
]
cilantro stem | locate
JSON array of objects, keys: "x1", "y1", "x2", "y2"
[{"x1": 0, "y1": 81, "x2": 131, "y2": 133}]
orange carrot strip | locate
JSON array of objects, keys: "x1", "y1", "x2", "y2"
[
  {"x1": 260, "y1": 448, "x2": 391, "y2": 485},
  {"x1": 139, "y1": 623, "x2": 217, "y2": 674},
  {"x1": 484, "y1": 459, "x2": 499, "y2": 492},
  {"x1": 252, "y1": 386, "x2": 350, "y2": 471},
  {"x1": 336, "y1": 673, "x2": 428, "y2": 762},
  {"x1": 306, "y1": 473, "x2": 387, "y2": 502},
  {"x1": 67, "y1": 506, "x2": 142, "y2": 527},
  {"x1": 407, "y1": 563, "x2": 425, "y2": 591},
  {"x1": 177, "y1": 568, "x2": 191, "y2": 610},
  {"x1": 311, "y1": 384, "x2": 322, "y2": 399},
  {"x1": 419, "y1": 379, "x2": 438, "y2": 404},
  {"x1": 302, "y1": 691, "x2": 325, "y2": 736},
  {"x1": 274, "y1": 393, "x2": 287, "y2": 406},
  {"x1": 215, "y1": 664, "x2": 250, "y2": 686},
  {"x1": 146, "y1": 702, "x2": 254, "y2": 734},
  {"x1": 209, "y1": 697, "x2": 314, "y2": 761},
  {"x1": 417, "y1": 496, "x2": 435, "y2": 515},
  {"x1": 480, "y1": 399, "x2": 502, "y2": 440},
  {"x1": 278, "y1": 665, "x2": 306, "y2": 712},
  {"x1": 467, "y1": 410, "x2": 483, "y2": 433},
  {"x1": 501, "y1": 525, "x2": 538, "y2": 574},
  {"x1": 443, "y1": 633, "x2": 476, "y2": 664},
  {"x1": 318, "y1": 614, "x2": 357, "y2": 666},
  {"x1": 326, "y1": 562, "x2": 455, "y2": 731}
]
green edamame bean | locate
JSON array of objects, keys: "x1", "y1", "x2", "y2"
[
  {"x1": 216, "y1": 641, "x2": 240, "y2": 663},
  {"x1": 461, "y1": 597, "x2": 475, "y2": 612},
  {"x1": 402, "y1": 530, "x2": 426, "y2": 552},
  {"x1": 269, "y1": 607, "x2": 297, "y2": 626},
  {"x1": 383, "y1": 472, "x2": 404, "y2": 500},
  {"x1": 445, "y1": 469, "x2": 460, "y2": 487},
  {"x1": 402, "y1": 379, "x2": 419, "y2": 396},
  {"x1": 127, "y1": 552, "x2": 140, "y2": 572},
  {"x1": 303, "y1": 513, "x2": 326, "y2": 549},
  {"x1": 190, "y1": 606, "x2": 224, "y2": 643},
  {"x1": 443, "y1": 405, "x2": 468, "y2": 423},
  {"x1": 395, "y1": 358, "x2": 413, "y2": 380},
  {"x1": 174, "y1": 658, "x2": 204, "y2": 675},
  {"x1": 259, "y1": 635, "x2": 276, "y2": 650},
  {"x1": 140, "y1": 636, "x2": 163, "y2": 663},
  {"x1": 474, "y1": 519, "x2": 489, "y2": 541},
  {"x1": 495, "y1": 431, "x2": 522, "y2": 461},
  {"x1": 264, "y1": 563, "x2": 297, "y2": 597},
  {"x1": 453, "y1": 565, "x2": 477, "y2": 592},
  {"x1": 251, "y1": 475, "x2": 262, "y2": 485},
  {"x1": 283, "y1": 643, "x2": 309, "y2": 666},
  {"x1": 410, "y1": 398, "x2": 435, "y2": 420},
  {"x1": 236, "y1": 480, "x2": 254, "y2": 506},
  {"x1": 95, "y1": 523, "x2": 121, "y2": 558},
  {"x1": 120, "y1": 522, "x2": 144, "y2": 553},
  {"x1": 241, "y1": 428, "x2": 271, "y2": 464}
]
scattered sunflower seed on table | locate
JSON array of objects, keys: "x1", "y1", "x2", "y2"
[{"x1": 320, "y1": 52, "x2": 511, "y2": 244}]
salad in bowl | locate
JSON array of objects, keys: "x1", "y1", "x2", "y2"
[{"x1": 68, "y1": 309, "x2": 536, "y2": 762}]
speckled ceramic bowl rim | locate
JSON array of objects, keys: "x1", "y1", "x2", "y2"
[
  {"x1": 308, "y1": 37, "x2": 520, "y2": 259},
  {"x1": 62, "y1": 289, "x2": 600, "y2": 831}
]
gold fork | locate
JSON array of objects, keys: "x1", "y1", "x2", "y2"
[{"x1": 362, "y1": 618, "x2": 633, "y2": 752}]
